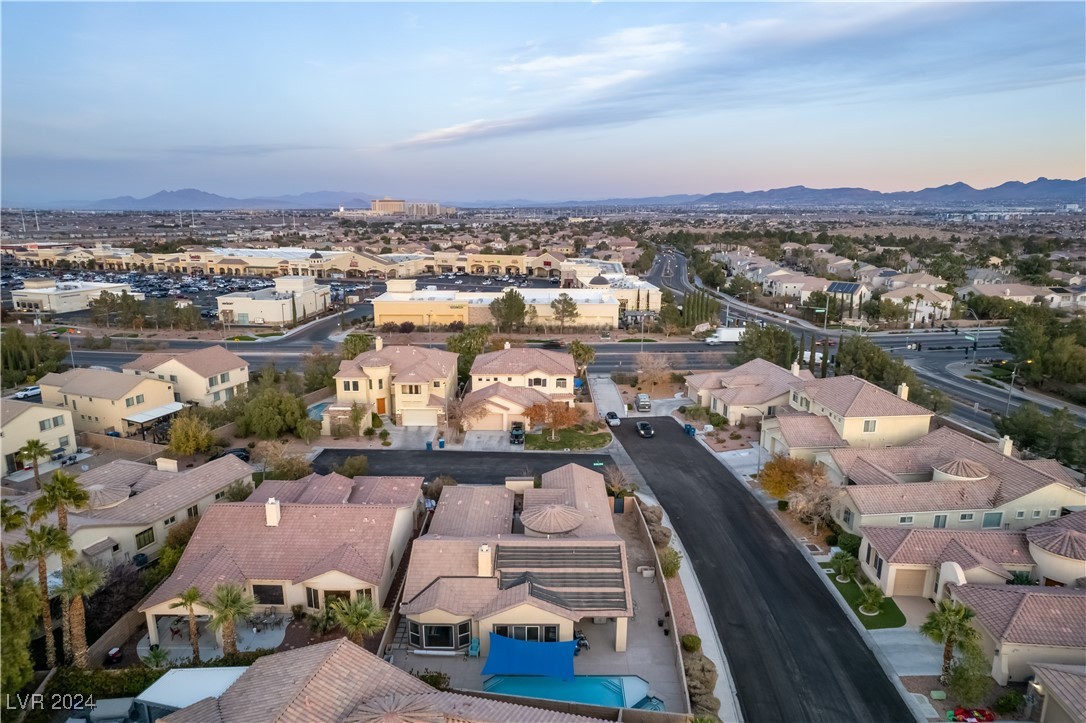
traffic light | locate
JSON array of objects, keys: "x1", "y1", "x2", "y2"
[
  {"x1": 973, "y1": 340, "x2": 978, "y2": 351},
  {"x1": 916, "y1": 343, "x2": 922, "y2": 351},
  {"x1": 953, "y1": 327, "x2": 959, "y2": 335}
]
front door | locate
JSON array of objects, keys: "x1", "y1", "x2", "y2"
[
  {"x1": 377, "y1": 398, "x2": 386, "y2": 414},
  {"x1": 933, "y1": 514, "x2": 947, "y2": 529}
]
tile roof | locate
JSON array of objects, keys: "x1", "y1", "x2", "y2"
[
  {"x1": 952, "y1": 584, "x2": 1086, "y2": 648},
  {"x1": 429, "y1": 486, "x2": 515, "y2": 537},
  {"x1": 39, "y1": 367, "x2": 162, "y2": 399},
  {"x1": 1028, "y1": 663, "x2": 1086, "y2": 722},
  {"x1": 122, "y1": 345, "x2": 247, "y2": 377},
  {"x1": 537, "y1": 463, "x2": 617, "y2": 536},
  {"x1": 790, "y1": 375, "x2": 933, "y2": 418},
  {"x1": 688, "y1": 358, "x2": 813, "y2": 408},
  {"x1": 142, "y1": 502, "x2": 396, "y2": 609},
  {"x1": 463, "y1": 382, "x2": 552, "y2": 412},
  {"x1": 775, "y1": 415, "x2": 847, "y2": 450},
  {"x1": 471, "y1": 348, "x2": 576, "y2": 375},
  {"x1": 349, "y1": 476, "x2": 425, "y2": 507},
  {"x1": 1024, "y1": 459, "x2": 1081, "y2": 485},
  {"x1": 848, "y1": 479, "x2": 1003, "y2": 515},
  {"x1": 861, "y1": 527, "x2": 1031, "y2": 573},
  {"x1": 1026, "y1": 510, "x2": 1086, "y2": 561},
  {"x1": 248, "y1": 473, "x2": 423, "y2": 508},
  {"x1": 0, "y1": 399, "x2": 49, "y2": 427},
  {"x1": 338, "y1": 345, "x2": 457, "y2": 385}
]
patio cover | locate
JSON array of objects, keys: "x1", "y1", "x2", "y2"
[
  {"x1": 122, "y1": 401, "x2": 184, "y2": 425},
  {"x1": 480, "y1": 633, "x2": 578, "y2": 681}
]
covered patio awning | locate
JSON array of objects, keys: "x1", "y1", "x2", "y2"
[
  {"x1": 123, "y1": 401, "x2": 184, "y2": 425},
  {"x1": 480, "y1": 633, "x2": 578, "y2": 681},
  {"x1": 82, "y1": 537, "x2": 117, "y2": 557}
]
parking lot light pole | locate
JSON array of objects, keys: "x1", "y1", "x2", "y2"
[
  {"x1": 1004, "y1": 359, "x2": 1033, "y2": 416},
  {"x1": 965, "y1": 308, "x2": 982, "y2": 363},
  {"x1": 66, "y1": 329, "x2": 77, "y2": 367}
]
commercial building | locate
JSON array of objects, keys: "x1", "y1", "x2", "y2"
[
  {"x1": 1, "y1": 400, "x2": 75, "y2": 476},
  {"x1": 39, "y1": 368, "x2": 179, "y2": 436},
  {"x1": 216, "y1": 276, "x2": 330, "y2": 326},
  {"x1": 122, "y1": 346, "x2": 249, "y2": 407},
  {"x1": 11, "y1": 279, "x2": 144, "y2": 313}
]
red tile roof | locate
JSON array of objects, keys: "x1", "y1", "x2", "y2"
[{"x1": 952, "y1": 584, "x2": 1086, "y2": 648}]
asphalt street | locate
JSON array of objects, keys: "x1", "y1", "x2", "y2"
[
  {"x1": 612, "y1": 417, "x2": 913, "y2": 723},
  {"x1": 310, "y1": 449, "x2": 614, "y2": 485}
]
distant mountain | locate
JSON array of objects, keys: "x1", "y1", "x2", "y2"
[
  {"x1": 83, "y1": 188, "x2": 376, "y2": 211},
  {"x1": 455, "y1": 194, "x2": 705, "y2": 208}
]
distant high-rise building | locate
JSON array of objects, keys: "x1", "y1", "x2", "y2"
[{"x1": 371, "y1": 198, "x2": 406, "y2": 214}]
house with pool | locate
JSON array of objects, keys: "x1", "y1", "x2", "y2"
[{"x1": 399, "y1": 463, "x2": 633, "y2": 657}]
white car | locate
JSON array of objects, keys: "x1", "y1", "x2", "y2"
[{"x1": 14, "y1": 386, "x2": 40, "y2": 399}]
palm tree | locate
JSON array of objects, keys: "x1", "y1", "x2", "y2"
[
  {"x1": 59, "y1": 563, "x2": 105, "y2": 668},
  {"x1": 1, "y1": 500, "x2": 28, "y2": 596},
  {"x1": 567, "y1": 340, "x2": 596, "y2": 379},
  {"x1": 329, "y1": 596, "x2": 389, "y2": 646},
  {"x1": 202, "y1": 583, "x2": 254, "y2": 656},
  {"x1": 17, "y1": 440, "x2": 51, "y2": 490},
  {"x1": 9, "y1": 524, "x2": 72, "y2": 669},
  {"x1": 141, "y1": 646, "x2": 170, "y2": 670},
  {"x1": 920, "y1": 599, "x2": 979, "y2": 683},
  {"x1": 169, "y1": 586, "x2": 203, "y2": 663},
  {"x1": 32, "y1": 470, "x2": 89, "y2": 664},
  {"x1": 829, "y1": 551, "x2": 856, "y2": 583},
  {"x1": 858, "y1": 583, "x2": 885, "y2": 615}
]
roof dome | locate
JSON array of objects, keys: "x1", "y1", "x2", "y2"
[
  {"x1": 521, "y1": 503, "x2": 584, "y2": 535},
  {"x1": 309, "y1": 251, "x2": 323, "y2": 259},
  {"x1": 932, "y1": 458, "x2": 989, "y2": 482},
  {"x1": 588, "y1": 274, "x2": 609, "y2": 286},
  {"x1": 83, "y1": 481, "x2": 131, "y2": 510}
]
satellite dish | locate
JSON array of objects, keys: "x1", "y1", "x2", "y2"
[{"x1": 80, "y1": 464, "x2": 90, "y2": 472}]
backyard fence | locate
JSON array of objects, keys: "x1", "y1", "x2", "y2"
[{"x1": 80, "y1": 432, "x2": 166, "y2": 461}]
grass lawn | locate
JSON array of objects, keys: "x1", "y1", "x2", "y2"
[
  {"x1": 618, "y1": 338, "x2": 656, "y2": 343},
  {"x1": 256, "y1": 331, "x2": 284, "y2": 337},
  {"x1": 525, "y1": 426, "x2": 612, "y2": 450},
  {"x1": 229, "y1": 335, "x2": 257, "y2": 341},
  {"x1": 818, "y1": 564, "x2": 906, "y2": 630}
]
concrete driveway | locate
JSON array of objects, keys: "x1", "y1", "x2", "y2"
[
  {"x1": 869, "y1": 628, "x2": 944, "y2": 677},
  {"x1": 588, "y1": 374, "x2": 627, "y2": 418},
  {"x1": 612, "y1": 417, "x2": 913, "y2": 722},
  {"x1": 461, "y1": 431, "x2": 519, "y2": 451}
]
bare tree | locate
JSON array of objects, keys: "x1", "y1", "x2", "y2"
[
  {"x1": 445, "y1": 396, "x2": 488, "y2": 441},
  {"x1": 635, "y1": 353, "x2": 670, "y2": 396},
  {"x1": 786, "y1": 465, "x2": 838, "y2": 536}
]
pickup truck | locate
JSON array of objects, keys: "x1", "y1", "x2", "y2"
[{"x1": 509, "y1": 422, "x2": 525, "y2": 445}]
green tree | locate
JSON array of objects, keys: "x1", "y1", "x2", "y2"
[
  {"x1": 332, "y1": 455, "x2": 370, "y2": 478},
  {"x1": 446, "y1": 324, "x2": 492, "y2": 383},
  {"x1": 349, "y1": 402, "x2": 367, "y2": 439},
  {"x1": 329, "y1": 597, "x2": 389, "y2": 646},
  {"x1": 1, "y1": 500, "x2": 28, "y2": 596},
  {"x1": 169, "y1": 586, "x2": 204, "y2": 664},
  {"x1": 733, "y1": 325, "x2": 797, "y2": 369},
  {"x1": 59, "y1": 563, "x2": 105, "y2": 668},
  {"x1": 1014, "y1": 255, "x2": 1052, "y2": 285},
  {"x1": 236, "y1": 387, "x2": 307, "y2": 439},
  {"x1": 945, "y1": 641, "x2": 992, "y2": 707},
  {"x1": 10, "y1": 524, "x2": 72, "y2": 669},
  {"x1": 858, "y1": 584, "x2": 885, "y2": 615},
  {"x1": 830, "y1": 551, "x2": 856, "y2": 582},
  {"x1": 0, "y1": 328, "x2": 68, "y2": 388},
  {"x1": 302, "y1": 346, "x2": 339, "y2": 392},
  {"x1": 568, "y1": 340, "x2": 596, "y2": 378},
  {"x1": 489, "y1": 288, "x2": 527, "y2": 333},
  {"x1": 87, "y1": 291, "x2": 119, "y2": 328},
  {"x1": 1, "y1": 577, "x2": 40, "y2": 696},
  {"x1": 167, "y1": 412, "x2": 215, "y2": 456},
  {"x1": 920, "y1": 599, "x2": 979, "y2": 683},
  {"x1": 341, "y1": 333, "x2": 373, "y2": 359},
  {"x1": 550, "y1": 293, "x2": 580, "y2": 332},
  {"x1": 202, "y1": 583, "x2": 255, "y2": 656},
  {"x1": 17, "y1": 439, "x2": 51, "y2": 490},
  {"x1": 33, "y1": 469, "x2": 89, "y2": 663}
]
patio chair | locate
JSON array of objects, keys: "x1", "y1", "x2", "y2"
[
  {"x1": 468, "y1": 637, "x2": 480, "y2": 658},
  {"x1": 265, "y1": 606, "x2": 274, "y2": 617}
]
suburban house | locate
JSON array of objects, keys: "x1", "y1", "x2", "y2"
[
  {"x1": 1029, "y1": 663, "x2": 1086, "y2": 723},
  {"x1": 38, "y1": 368, "x2": 180, "y2": 436},
  {"x1": 328, "y1": 338, "x2": 457, "y2": 429},
  {"x1": 1, "y1": 455, "x2": 254, "y2": 580},
  {"x1": 759, "y1": 376, "x2": 934, "y2": 461},
  {"x1": 955, "y1": 283, "x2": 1055, "y2": 307},
  {"x1": 399, "y1": 463, "x2": 632, "y2": 657},
  {"x1": 122, "y1": 345, "x2": 249, "y2": 407},
  {"x1": 829, "y1": 427, "x2": 1086, "y2": 535},
  {"x1": 462, "y1": 345, "x2": 578, "y2": 432},
  {"x1": 1026, "y1": 509, "x2": 1086, "y2": 587},
  {"x1": 216, "y1": 275, "x2": 331, "y2": 326},
  {"x1": 1, "y1": 400, "x2": 75, "y2": 476},
  {"x1": 685, "y1": 359, "x2": 814, "y2": 426},
  {"x1": 880, "y1": 287, "x2": 955, "y2": 322},
  {"x1": 950, "y1": 584, "x2": 1086, "y2": 685},
  {"x1": 140, "y1": 473, "x2": 423, "y2": 648},
  {"x1": 858, "y1": 527, "x2": 1035, "y2": 599},
  {"x1": 883, "y1": 272, "x2": 949, "y2": 291},
  {"x1": 158, "y1": 639, "x2": 614, "y2": 723}
]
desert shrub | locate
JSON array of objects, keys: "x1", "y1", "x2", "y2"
[
  {"x1": 729, "y1": 431, "x2": 741, "y2": 440},
  {"x1": 307, "y1": 608, "x2": 336, "y2": 635},
  {"x1": 994, "y1": 691, "x2": 1023, "y2": 715},
  {"x1": 838, "y1": 533, "x2": 862, "y2": 557},
  {"x1": 659, "y1": 547, "x2": 682, "y2": 578},
  {"x1": 332, "y1": 455, "x2": 369, "y2": 477},
  {"x1": 370, "y1": 412, "x2": 383, "y2": 428},
  {"x1": 641, "y1": 504, "x2": 664, "y2": 525},
  {"x1": 363, "y1": 427, "x2": 376, "y2": 438},
  {"x1": 707, "y1": 412, "x2": 728, "y2": 428},
  {"x1": 412, "y1": 668, "x2": 451, "y2": 691},
  {"x1": 378, "y1": 429, "x2": 390, "y2": 440},
  {"x1": 681, "y1": 634, "x2": 702, "y2": 653},
  {"x1": 678, "y1": 405, "x2": 687, "y2": 414},
  {"x1": 425, "y1": 475, "x2": 457, "y2": 501},
  {"x1": 164, "y1": 516, "x2": 200, "y2": 548},
  {"x1": 649, "y1": 524, "x2": 673, "y2": 548},
  {"x1": 683, "y1": 651, "x2": 720, "y2": 717},
  {"x1": 825, "y1": 534, "x2": 839, "y2": 547},
  {"x1": 777, "y1": 499, "x2": 789, "y2": 511}
]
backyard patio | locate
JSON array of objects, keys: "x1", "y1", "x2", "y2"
[{"x1": 136, "y1": 612, "x2": 287, "y2": 664}]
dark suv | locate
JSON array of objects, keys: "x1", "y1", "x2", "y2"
[{"x1": 509, "y1": 422, "x2": 525, "y2": 444}]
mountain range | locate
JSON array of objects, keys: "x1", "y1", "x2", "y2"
[{"x1": 20, "y1": 177, "x2": 1085, "y2": 210}]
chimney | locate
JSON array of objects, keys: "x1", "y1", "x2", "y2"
[
  {"x1": 504, "y1": 341, "x2": 511, "y2": 350},
  {"x1": 896, "y1": 382, "x2": 909, "y2": 401},
  {"x1": 155, "y1": 457, "x2": 179, "y2": 473},
  {"x1": 375, "y1": 336, "x2": 383, "y2": 351},
  {"x1": 265, "y1": 498, "x2": 281, "y2": 527},
  {"x1": 478, "y1": 543, "x2": 493, "y2": 577},
  {"x1": 790, "y1": 362, "x2": 801, "y2": 378},
  {"x1": 998, "y1": 435, "x2": 1014, "y2": 457}
]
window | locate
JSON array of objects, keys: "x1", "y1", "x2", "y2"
[
  {"x1": 982, "y1": 512, "x2": 1003, "y2": 529},
  {"x1": 423, "y1": 624, "x2": 455, "y2": 648},
  {"x1": 213, "y1": 391, "x2": 221, "y2": 403},
  {"x1": 39, "y1": 419, "x2": 53, "y2": 431},
  {"x1": 351, "y1": 381, "x2": 359, "y2": 391},
  {"x1": 865, "y1": 544, "x2": 873, "y2": 565},
  {"x1": 186, "y1": 505, "x2": 199, "y2": 519},
  {"x1": 1015, "y1": 510, "x2": 1025, "y2": 519},
  {"x1": 898, "y1": 516, "x2": 913, "y2": 525},
  {"x1": 356, "y1": 588, "x2": 373, "y2": 601},
  {"x1": 493, "y1": 624, "x2": 559, "y2": 643},
  {"x1": 409, "y1": 621, "x2": 421, "y2": 647},
  {"x1": 433, "y1": 381, "x2": 441, "y2": 388},
  {"x1": 169, "y1": 375, "x2": 178, "y2": 383},
  {"x1": 404, "y1": 384, "x2": 421, "y2": 395},
  {"x1": 163, "y1": 516, "x2": 176, "y2": 527},
  {"x1": 555, "y1": 378, "x2": 567, "y2": 388},
  {"x1": 58, "y1": 436, "x2": 70, "y2": 449},
  {"x1": 220, "y1": 372, "x2": 230, "y2": 384},
  {"x1": 135, "y1": 528, "x2": 155, "y2": 549},
  {"x1": 842, "y1": 508, "x2": 853, "y2": 527},
  {"x1": 343, "y1": 381, "x2": 350, "y2": 391},
  {"x1": 1049, "y1": 509, "x2": 1059, "y2": 517},
  {"x1": 214, "y1": 490, "x2": 226, "y2": 500},
  {"x1": 52, "y1": 416, "x2": 64, "y2": 428},
  {"x1": 529, "y1": 377, "x2": 547, "y2": 387},
  {"x1": 457, "y1": 621, "x2": 471, "y2": 648},
  {"x1": 208, "y1": 376, "x2": 218, "y2": 387},
  {"x1": 1032, "y1": 509, "x2": 1042, "y2": 519},
  {"x1": 252, "y1": 584, "x2": 284, "y2": 605},
  {"x1": 863, "y1": 420, "x2": 877, "y2": 433},
  {"x1": 225, "y1": 387, "x2": 234, "y2": 400},
  {"x1": 136, "y1": 394, "x2": 144, "y2": 404},
  {"x1": 959, "y1": 513, "x2": 974, "y2": 522},
  {"x1": 792, "y1": 392, "x2": 798, "y2": 403},
  {"x1": 873, "y1": 552, "x2": 884, "y2": 579},
  {"x1": 378, "y1": 379, "x2": 383, "y2": 390},
  {"x1": 125, "y1": 397, "x2": 135, "y2": 408},
  {"x1": 306, "y1": 587, "x2": 320, "y2": 609}
]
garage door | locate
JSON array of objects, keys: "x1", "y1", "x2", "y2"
[
  {"x1": 471, "y1": 412, "x2": 506, "y2": 431},
  {"x1": 401, "y1": 409, "x2": 436, "y2": 426},
  {"x1": 893, "y1": 569, "x2": 927, "y2": 597}
]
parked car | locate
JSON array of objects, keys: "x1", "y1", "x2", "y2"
[
  {"x1": 635, "y1": 422, "x2": 655, "y2": 438},
  {"x1": 605, "y1": 412, "x2": 621, "y2": 427},
  {"x1": 13, "y1": 386, "x2": 40, "y2": 399},
  {"x1": 541, "y1": 340, "x2": 565, "y2": 349},
  {"x1": 209, "y1": 448, "x2": 250, "y2": 462},
  {"x1": 509, "y1": 422, "x2": 525, "y2": 445}
]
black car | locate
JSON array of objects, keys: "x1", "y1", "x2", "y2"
[
  {"x1": 209, "y1": 448, "x2": 250, "y2": 462},
  {"x1": 509, "y1": 422, "x2": 525, "y2": 445},
  {"x1": 541, "y1": 340, "x2": 565, "y2": 349},
  {"x1": 636, "y1": 422, "x2": 655, "y2": 438}
]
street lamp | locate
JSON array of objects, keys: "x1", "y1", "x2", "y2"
[
  {"x1": 66, "y1": 329, "x2": 78, "y2": 367},
  {"x1": 1003, "y1": 359, "x2": 1033, "y2": 415},
  {"x1": 964, "y1": 308, "x2": 982, "y2": 363}
]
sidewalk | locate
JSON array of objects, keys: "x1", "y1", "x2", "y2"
[{"x1": 943, "y1": 360, "x2": 1086, "y2": 417}]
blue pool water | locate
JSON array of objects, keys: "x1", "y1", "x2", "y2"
[
  {"x1": 483, "y1": 675, "x2": 663, "y2": 710},
  {"x1": 307, "y1": 402, "x2": 330, "y2": 420}
]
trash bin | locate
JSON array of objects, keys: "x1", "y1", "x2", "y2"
[
  {"x1": 426, "y1": 441, "x2": 433, "y2": 451},
  {"x1": 684, "y1": 424, "x2": 696, "y2": 437},
  {"x1": 438, "y1": 438, "x2": 445, "y2": 449}
]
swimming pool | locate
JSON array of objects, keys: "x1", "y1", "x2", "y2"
[
  {"x1": 307, "y1": 402, "x2": 330, "y2": 420},
  {"x1": 483, "y1": 675, "x2": 664, "y2": 710}
]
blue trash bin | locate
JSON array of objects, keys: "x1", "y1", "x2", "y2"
[
  {"x1": 684, "y1": 424, "x2": 696, "y2": 437},
  {"x1": 438, "y1": 438, "x2": 445, "y2": 449},
  {"x1": 426, "y1": 441, "x2": 433, "y2": 451}
]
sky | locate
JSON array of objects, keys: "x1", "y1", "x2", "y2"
[{"x1": 2, "y1": 1, "x2": 1083, "y2": 204}]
